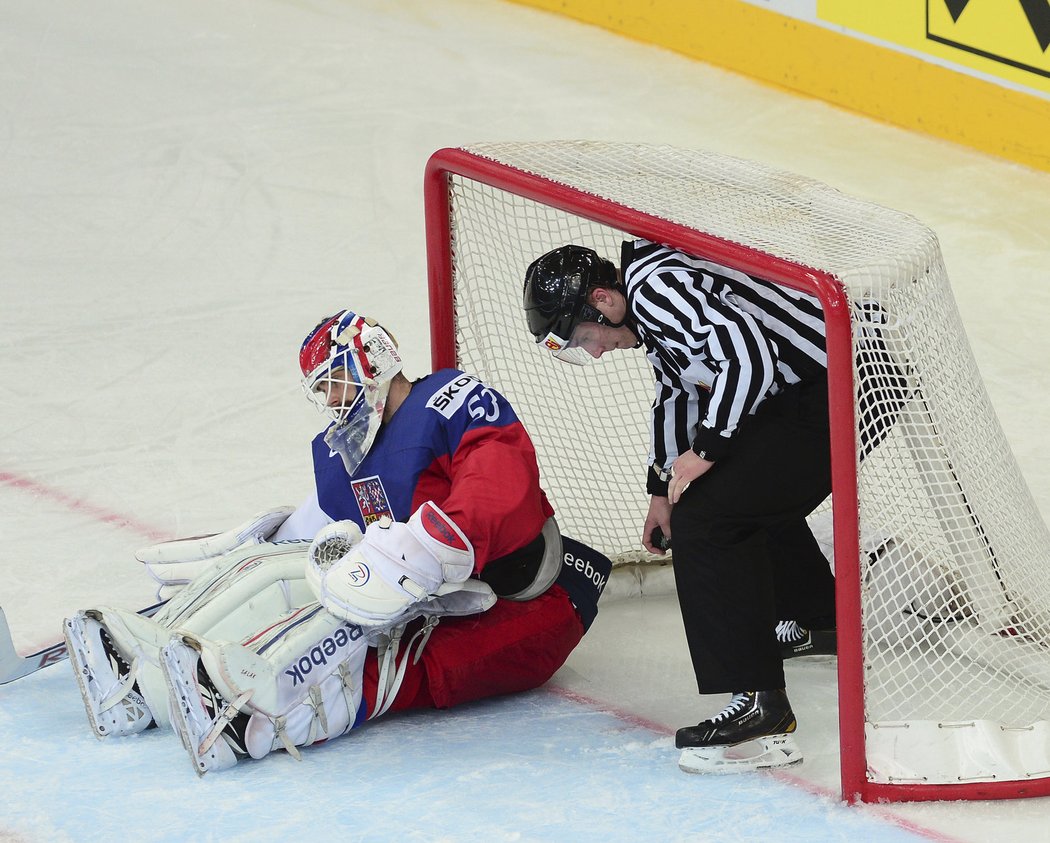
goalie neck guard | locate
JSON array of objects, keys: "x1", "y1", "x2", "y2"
[{"x1": 300, "y1": 310, "x2": 403, "y2": 475}]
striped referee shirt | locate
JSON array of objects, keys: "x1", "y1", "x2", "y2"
[{"x1": 621, "y1": 239, "x2": 827, "y2": 481}]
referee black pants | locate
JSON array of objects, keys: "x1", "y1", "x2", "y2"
[{"x1": 669, "y1": 378, "x2": 834, "y2": 694}]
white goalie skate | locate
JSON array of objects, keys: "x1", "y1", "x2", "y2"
[
  {"x1": 64, "y1": 612, "x2": 153, "y2": 739},
  {"x1": 676, "y1": 690, "x2": 803, "y2": 774},
  {"x1": 161, "y1": 636, "x2": 242, "y2": 776}
]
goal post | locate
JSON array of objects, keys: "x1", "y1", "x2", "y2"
[{"x1": 423, "y1": 142, "x2": 1050, "y2": 804}]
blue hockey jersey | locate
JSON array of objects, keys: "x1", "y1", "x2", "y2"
[{"x1": 311, "y1": 369, "x2": 554, "y2": 573}]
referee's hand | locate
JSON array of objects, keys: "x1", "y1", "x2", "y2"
[{"x1": 668, "y1": 452, "x2": 714, "y2": 504}]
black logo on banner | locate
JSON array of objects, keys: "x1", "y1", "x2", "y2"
[
  {"x1": 1020, "y1": 0, "x2": 1050, "y2": 51},
  {"x1": 928, "y1": 0, "x2": 1050, "y2": 78}
]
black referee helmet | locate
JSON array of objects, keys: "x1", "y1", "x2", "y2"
[{"x1": 522, "y1": 245, "x2": 619, "y2": 345}]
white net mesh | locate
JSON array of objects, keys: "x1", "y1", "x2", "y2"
[{"x1": 435, "y1": 141, "x2": 1050, "y2": 787}]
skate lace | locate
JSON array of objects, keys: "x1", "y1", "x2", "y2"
[
  {"x1": 199, "y1": 690, "x2": 253, "y2": 757},
  {"x1": 713, "y1": 692, "x2": 753, "y2": 723},
  {"x1": 775, "y1": 620, "x2": 805, "y2": 644},
  {"x1": 98, "y1": 655, "x2": 142, "y2": 713},
  {"x1": 196, "y1": 665, "x2": 252, "y2": 757}
]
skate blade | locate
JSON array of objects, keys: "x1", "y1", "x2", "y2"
[
  {"x1": 678, "y1": 732, "x2": 803, "y2": 774},
  {"x1": 782, "y1": 652, "x2": 837, "y2": 665},
  {"x1": 63, "y1": 618, "x2": 109, "y2": 739},
  {"x1": 160, "y1": 640, "x2": 237, "y2": 777},
  {"x1": 780, "y1": 631, "x2": 837, "y2": 660}
]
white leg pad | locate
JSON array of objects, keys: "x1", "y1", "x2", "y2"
[
  {"x1": 243, "y1": 667, "x2": 360, "y2": 760},
  {"x1": 161, "y1": 604, "x2": 370, "y2": 773},
  {"x1": 137, "y1": 507, "x2": 296, "y2": 598},
  {"x1": 67, "y1": 544, "x2": 317, "y2": 738},
  {"x1": 157, "y1": 543, "x2": 314, "y2": 637}
]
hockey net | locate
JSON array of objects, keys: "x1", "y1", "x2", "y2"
[{"x1": 423, "y1": 142, "x2": 1050, "y2": 803}]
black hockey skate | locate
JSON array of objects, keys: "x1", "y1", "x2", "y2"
[
  {"x1": 676, "y1": 689, "x2": 803, "y2": 774},
  {"x1": 776, "y1": 620, "x2": 836, "y2": 659}
]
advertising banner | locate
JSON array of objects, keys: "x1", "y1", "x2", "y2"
[{"x1": 741, "y1": 0, "x2": 1050, "y2": 96}]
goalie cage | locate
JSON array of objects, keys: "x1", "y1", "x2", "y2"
[{"x1": 423, "y1": 142, "x2": 1050, "y2": 804}]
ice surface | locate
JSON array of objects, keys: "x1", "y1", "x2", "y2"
[
  {"x1": 2, "y1": 665, "x2": 930, "y2": 843},
  {"x1": 3, "y1": 0, "x2": 1050, "y2": 840}
]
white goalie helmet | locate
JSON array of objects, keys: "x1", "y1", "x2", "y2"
[{"x1": 299, "y1": 309, "x2": 403, "y2": 474}]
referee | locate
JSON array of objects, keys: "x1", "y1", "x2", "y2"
[{"x1": 522, "y1": 240, "x2": 837, "y2": 774}]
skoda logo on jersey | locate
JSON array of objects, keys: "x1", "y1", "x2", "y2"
[
  {"x1": 426, "y1": 373, "x2": 502, "y2": 423},
  {"x1": 426, "y1": 373, "x2": 481, "y2": 418}
]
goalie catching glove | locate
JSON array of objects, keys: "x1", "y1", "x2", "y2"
[{"x1": 306, "y1": 501, "x2": 475, "y2": 627}]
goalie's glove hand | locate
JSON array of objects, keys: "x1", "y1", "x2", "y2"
[{"x1": 306, "y1": 502, "x2": 475, "y2": 628}]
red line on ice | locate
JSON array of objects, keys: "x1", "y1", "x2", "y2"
[
  {"x1": 546, "y1": 685, "x2": 964, "y2": 843},
  {"x1": 1, "y1": 469, "x2": 174, "y2": 654},
  {"x1": 0, "y1": 470, "x2": 171, "y2": 543}
]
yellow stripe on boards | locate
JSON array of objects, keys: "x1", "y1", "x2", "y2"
[{"x1": 508, "y1": 0, "x2": 1050, "y2": 173}]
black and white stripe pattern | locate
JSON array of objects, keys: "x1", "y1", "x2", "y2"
[{"x1": 622, "y1": 240, "x2": 827, "y2": 469}]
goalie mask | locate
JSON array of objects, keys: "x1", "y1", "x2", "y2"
[{"x1": 300, "y1": 310, "x2": 403, "y2": 474}]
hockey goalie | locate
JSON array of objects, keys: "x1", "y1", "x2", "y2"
[{"x1": 63, "y1": 309, "x2": 610, "y2": 774}]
